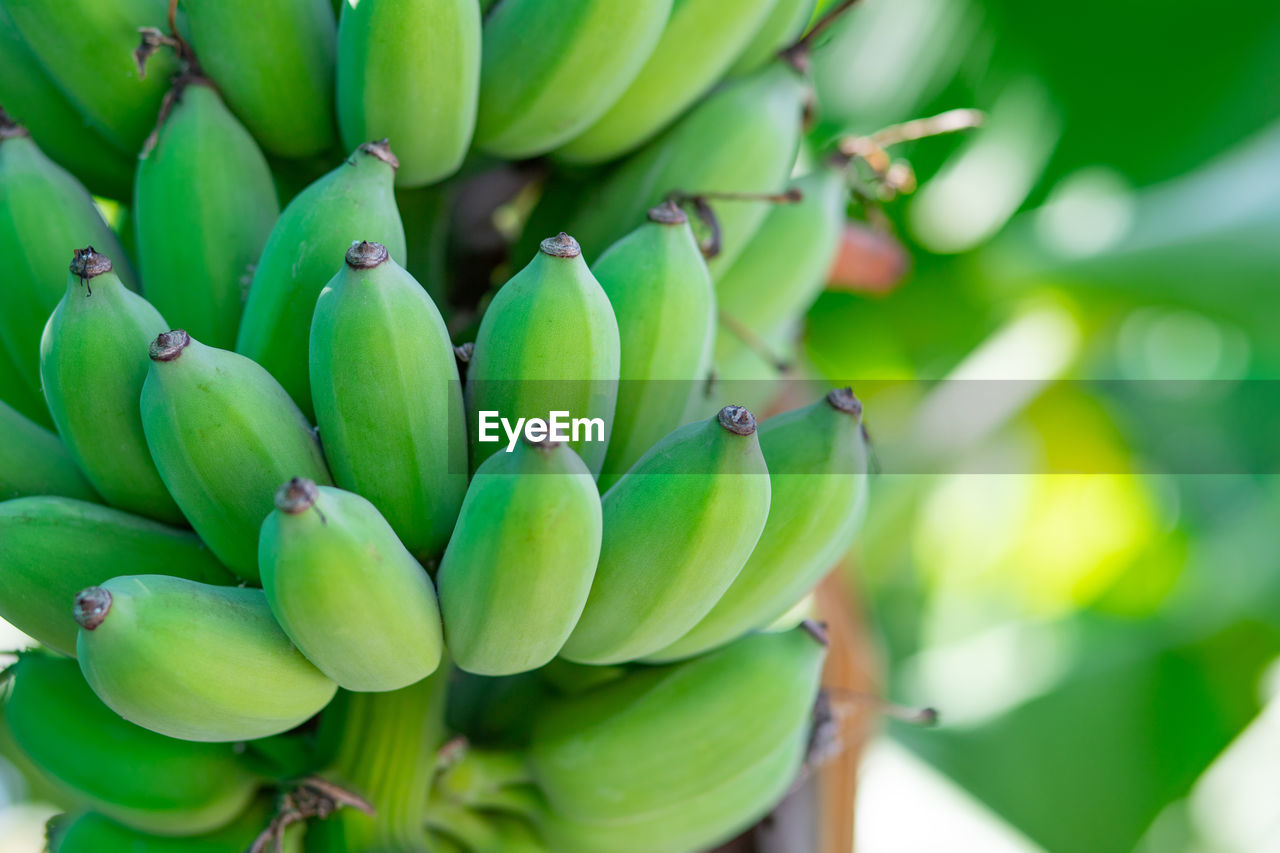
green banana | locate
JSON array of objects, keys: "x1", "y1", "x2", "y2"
[
  {"x1": 0, "y1": 497, "x2": 231, "y2": 656},
  {"x1": 49, "y1": 797, "x2": 299, "y2": 853},
  {"x1": 528, "y1": 61, "x2": 807, "y2": 277},
  {"x1": 714, "y1": 166, "x2": 846, "y2": 370},
  {"x1": 39, "y1": 247, "x2": 182, "y2": 523},
  {"x1": 541, "y1": 733, "x2": 804, "y2": 853},
  {"x1": 337, "y1": 0, "x2": 480, "y2": 187},
  {"x1": 555, "y1": 0, "x2": 777, "y2": 164},
  {"x1": 437, "y1": 439, "x2": 602, "y2": 676},
  {"x1": 133, "y1": 77, "x2": 280, "y2": 350},
  {"x1": 4, "y1": 652, "x2": 258, "y2": 835},
  {"x1": 650, "y1": 389, "x2": 869, "y2": 661},
  {"x1": 181, "y1": 0, "x2": 337, "y2": 159},
  {"x1": 0, "y1": 8, "x2": 133, "y2": 199},
  {"x1": 259, "y1": 478, "x2": 444, "y2": 692},
  {"x1": 559, "y1": 405, "x2": 771, "y2": 665},
  {"x1": 473, "y1": 0, "x2": 672, "y2": 158},
  {"x1": 0, "y1": 402, "x2": 98, "y2": 504},
  {"x1": 0, "y1": 0, "x2": 177, "y2": 155},
  {"x1": 0, "y1": 337, "x2": 50, "y2": 425},
  {"x1": 591, "y1": 202, "x2": 715, "y2": 487},
  {"x1": 236, "y1": 140, "x2": 405, "y2": 417},
  {"x1": 726, "y1": 0, "x2": 817, "y2": 76},
  {"x1": 0, "y1": 121, "x2": 135, "y2": 398},
  {"x1": 140, "y1": 330, "x2": 333, "y2": 581},
  {"x1": 532, "y1": 627, "x2": 824, "y2": 830},
  {"x1": 464, "y1": 233, "x2": 620, "y2": 477},
  {"x1": 309, "y1": 241, "x2": 465, "y2": 562},
  {"x1": 445, "y1": 669, "x2": 552, "y2": 749},
  {"x1": 75, "y1": 575, "x2": 338, "y2": 741}
]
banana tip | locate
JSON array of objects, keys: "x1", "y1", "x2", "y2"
[
  {"x1": 70, "y1": 247, "x2": 112, "y2": 279},
  {"x1": 826, "y1": 387, "x2": 862, "y2": 418},
  {"x1": 0, "y1": 111, "x2": 27, "y2": 140},
  {"x1": 150, "y1": 330, "x2": 191, "y2": 362},
  {"x1": 275, "y1": 478, "x2": 319, "y2": 514},
  {"x1": 540, "y1": 233, "x2": 581, "y2": 259},
  {"x1": 800, "y1": 619, "x2": 830, "y2": 647},
  {"x1": 453, "y1": 342, "x2": 475, "y2": 365},
  {"x1": 647, "y1": 201, "x2": 688, "y2": 225},
  {"x1": 346, "y1": 241, "x2": 389, "y2": 269},
  {"x1": 717, "y1": 405, "x2": 757, "y2": 436},
  {"x1": 73, "y1": 587, "x2": 112, "y2": 631},
  {"x1": 359, "y1": 139, "x2": 399, "y2": 170}
]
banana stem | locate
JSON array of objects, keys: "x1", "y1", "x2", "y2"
[
  {"x1": 432, "y1": 740, "x2": 538, "y2": 822},
  {"x1": 314, "y1": 668, "x2": 452, "y2": 853},
  {"x1": 424, "y1": 799, "x2": 500, "y2": 850}
]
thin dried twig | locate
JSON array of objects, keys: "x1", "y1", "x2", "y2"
[{"x1": 249, "y1": 777, "x2": 375, "y2": 853}]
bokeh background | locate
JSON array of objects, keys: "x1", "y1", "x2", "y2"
[
  {"x1": 3, "y1": 1, "x2": 1278, "y2": 851},
  {"x1": 802, "y1": 0, "x2": 1280, "y2": 851}
]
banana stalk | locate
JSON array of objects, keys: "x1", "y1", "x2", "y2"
[{"x1": 306, "y1": 668, "x2": 451, "y2": 853}]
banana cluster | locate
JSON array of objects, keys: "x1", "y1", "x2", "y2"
[{"x1": 0, "y1": 1, "x2": 877, "y2": 851}]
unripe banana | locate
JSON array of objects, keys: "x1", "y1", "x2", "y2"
[
  {"x1": 39, "y1": 248, "x2": 182, "y2": 523},
  {"x1": 726, "y1": 0, "x2": 817, "y2": 76},
  {"x1": 559, "y1": 406, "x2": 771, "y2": 665},
  {"x1": 49, "y1": 797, "x2": 299, "y2": 853},
  {"x1": 133, "y1": 77, "x2": 279, "y2": 349},
  {"x1": 437, "y1": 439, "x2": 602, "y2": 676},
  {"x1": 259, "y1": 478, "x2": 444, "y2": 692},
  {"x1": 0, "y1": 8, "x2": 133, "y2": 199},
  {"x1": 529, "y1": 61, "x2": 807, "y2": 277},
  {"x1": 532, "y1": 627, "x2": 825, "y2": 827},
  {"x1": 541, "y1": 732, "x2": 804, "y2": 853},
  {"x1": 0, "y1": 122, "x2": 135, "y2": 397},
  {"x1": 0, "y1": 402, "x2": 98, "y2": 504},
  {"x1": 236, "y1": 141, "x2": 405, "y2": 416},
  {"x1": 0, "y1": 341, "x2": 50, "y2": 426},
  {"x1": 140, "y1": 330, "x2": 333, "y2": 581},
  {"x1": 555, "y1": 0, "x2": 776, "y2": 164},
  {"x1": 446, "y1": 669, "x2": 551, "y2": 749},
  {"x1": 714, "y1": 166, "x2": 846, "y2": 370},
  {"x1": 75, "y1": 575, "x2": 338, "y2": 741},
  {"x1": 4, "y1": 652, "x2": 258, "y2": 835},
  {"x1": 0, "y1": 0, "x2": 177, "y2": 154},
  {"x1": 464, "y1": 233, "x2": 620, "y2": 478},
  {"x1": 181, "y1": 0, "x2": 338, "y2": 159},
  {"x1": 591, "y1": 203, "x2": 715, "y2": 487},
  {"x1": 650, "y1": 389, "x2": 869, "y2": 661},
  {"x1": 473, "y1": 0, "x2": 672, "y2": 158},
  {"x1": 0, "y1": 497, "x2": 231, "y2": 656},
  {"x1": 337, "y1": 0, "x2": 480, "y2": 187},
  {"x1": 309, "y1": 241, "x2": 465, "y2": 562}
]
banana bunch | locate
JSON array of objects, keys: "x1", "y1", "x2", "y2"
[{"x1": 0, "y1": 1, "x2": 912, "y2": 848}]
